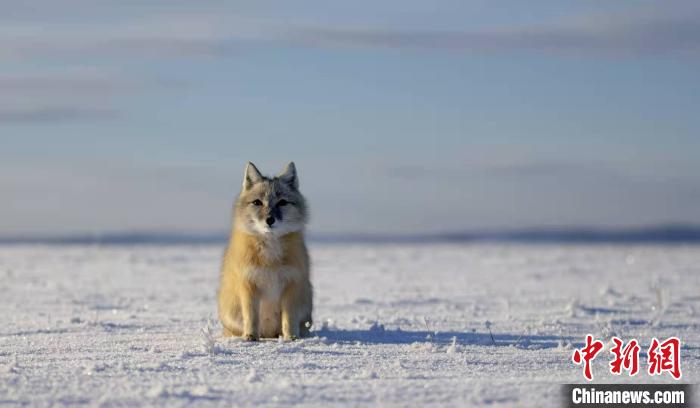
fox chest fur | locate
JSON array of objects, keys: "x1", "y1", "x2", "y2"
[
  {"x1": 218, "y1": 230, "x2": 312, "y2": 339},
  {"x1": 234, "y1": 231, "x2": 307, "y2": 298}
]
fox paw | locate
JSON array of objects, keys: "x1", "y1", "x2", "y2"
[
  {"x1": 243, "y1": 334, "x2": 259, "y2": 342},
  {"x1": 283, "y1": 334, "x2": 298, "y2": 341}
]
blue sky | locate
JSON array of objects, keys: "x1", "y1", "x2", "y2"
[{"x1": 2, "y1": 1, "x2": 699, "y2": 235}]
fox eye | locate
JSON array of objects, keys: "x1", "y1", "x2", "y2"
[
  {"x1": 252, "y1": 199, "x2": 263, "y2": 206},
  {"x1": 278, "y1": 199, "x2": 289, "y2": 207}
]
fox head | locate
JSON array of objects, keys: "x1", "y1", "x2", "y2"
[{"x1": 234, "y1": 162, "x2": 308, "y2": 237}]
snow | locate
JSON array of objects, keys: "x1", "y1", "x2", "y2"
[{"x1": 0, "y1": 243, "x2": 698, "y2": 406}]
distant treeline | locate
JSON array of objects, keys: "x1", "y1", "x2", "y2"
[{"x1": 2, "y1": 225, "x2": 700, "y2": 245}]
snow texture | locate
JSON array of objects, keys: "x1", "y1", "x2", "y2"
[{"x1": 0, "y1": 244, "x2": 698, "y2": 406}]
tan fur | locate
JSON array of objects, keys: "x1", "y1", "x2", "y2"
[{"x1": 217, "y1": 164, "x2": 312, "y2": 341}]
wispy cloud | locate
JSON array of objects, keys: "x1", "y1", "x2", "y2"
[
  {"x1": 288, "y1": 8, "x2": 700, "y2": 57},
  {"x1": 1, "y1": 5, "x2": 698, "y2": 61},
  {"x1": 0, "y1": 70, "x2": 163, "y2": 124},
  {"x1": 0, "y1": 15, "x2": 252, "y2": 60},
  {"x1": 0, "y1": 107, "x2": 118, "y2": 124},
  {"x1": 1, "y1": 4, "x2": 698, "y2": 124},
  {"x1": 382, "y1": 160, "x2": 622, "y2": 181},
  {"x1": 0, "y1": 2, "x2": 700, "y2": 59},
  {"x1": 0, "y1": 73, "x2": 137, "y2": 93}
]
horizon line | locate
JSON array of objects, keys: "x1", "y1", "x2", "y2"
[{"x1": 1, "y1": 224, "x2": 700, "y2": 245}]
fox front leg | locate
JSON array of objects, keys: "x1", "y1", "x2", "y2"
[
  {"x1": 241, "y1": 285, "x2": 260, "y2": 341},
  {"x1": 280, "y1": 283, "x2": 301, "y2": 341}
]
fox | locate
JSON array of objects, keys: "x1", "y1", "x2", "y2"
[{"x1": 218, "y1": 162, "x2": 312, "y2": 341}]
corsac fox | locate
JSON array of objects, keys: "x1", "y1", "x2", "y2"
[{"x1": 218, "y1": 162, "x2": 312, "y2": 341}]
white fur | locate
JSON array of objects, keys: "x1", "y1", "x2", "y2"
[
  {"x1": 260, "y1": 236, "x2": 284, "y2": 261},
  {"x1": 245, "y1": 217, "x2": 304, "y2": 238},
  {"x1": 243, "y1": 266, "x2": 302, "y2": 300}
]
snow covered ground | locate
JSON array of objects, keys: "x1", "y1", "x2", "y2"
[{"x1": 0, "y1": 243, "x2": 698, "y2": 406}]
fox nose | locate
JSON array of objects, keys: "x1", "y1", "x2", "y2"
[{"x1": 265, "y1": 216, "x2": 275, "y2": 226}]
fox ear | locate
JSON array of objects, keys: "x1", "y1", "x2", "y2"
[
  {"x1": 278, "y1": 162, "x2": 298, "y2": 189},
  {"x1": 243, "y1": 162, "x2": 263, "y2": 190}
]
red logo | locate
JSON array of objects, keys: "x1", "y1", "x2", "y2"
[
  {"x1": 648, "y1": 337, "x2": 682, "y2": 380},
  {"x1": 609, "y1": 337, "x2": 640, "y2": 376},
  {"x1": 572, "y1": 334, "x2": 604, "y2": 381},
  {"x1": 572, "y1": 335, "x2": 681, "y2": 381}
]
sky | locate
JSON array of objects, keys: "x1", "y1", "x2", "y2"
[{"x1": 2, "y1": 0, "x2": 700, "y2": 236}]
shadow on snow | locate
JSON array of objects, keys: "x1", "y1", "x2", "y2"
[{"x1": 314, "y1": 328, "x2": 579, "y2": 350}]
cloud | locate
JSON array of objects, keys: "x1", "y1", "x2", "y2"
[
  {"x1": 0, "y1": 73, "x2": 136, "y2": 93},
  {"x1": 1, "y1": 5, "x2": 699, "y2": 61},
  {"x1": 0, "y1": 107, "x2": 118, "y2": 124},
  {"x1": 0, "y1": 71, "x2": 161, "y2": 124},
  {"x1": 1, "y1": 5, "x2": 697, "y2": 124},
  {"x1": 0, "y1": 15, "x2": 250, "y2": 60},
  {"x1": 287, "y1": 9, "x2": 700, "y2": 57}
]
